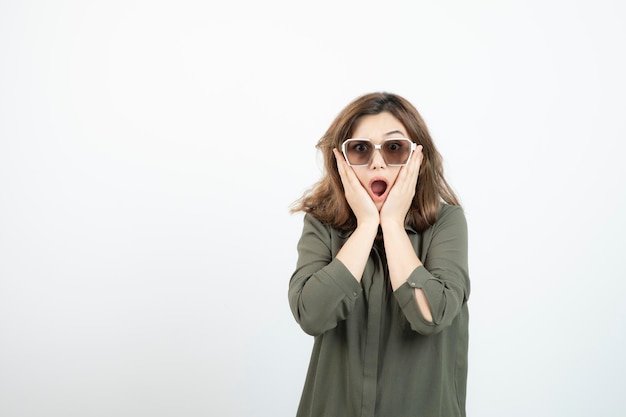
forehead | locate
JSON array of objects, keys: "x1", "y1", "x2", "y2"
[{"x1": 352, "y1": 112, "x2": 407, "y2": 138}]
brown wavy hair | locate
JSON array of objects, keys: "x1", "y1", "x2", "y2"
[{"x1": 290, "y1": 92, "x2": 460, "y2": 232}]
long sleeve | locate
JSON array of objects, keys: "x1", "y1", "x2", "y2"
[
  {"x1": 289, "y1": 206, "x2": 470, "y2": 417},
  {"x1": 288, "y1": 214, "x2": 362, "y2": 336},
  {"x1": 393, "y1": 204, "x2": 470, "y2": 335}
]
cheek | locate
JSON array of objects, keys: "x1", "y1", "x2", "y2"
[
  {"x1": 352, "y1": 168, "x2": 369, "y2": 188},
  {"x1": 388, "y1": 169, "x2": 402, "y2": 186}
]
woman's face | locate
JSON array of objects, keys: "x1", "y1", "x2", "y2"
[{"x1": 346, "y1": 111, "x2": 410, "y2": 211}]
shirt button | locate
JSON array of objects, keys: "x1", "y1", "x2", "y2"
[{"x1": 353, "y1": 292, "x2": 358, "y2": 297}]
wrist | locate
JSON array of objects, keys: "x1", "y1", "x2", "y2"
[
  {"x1": 380, "y1": 213, "x2": 405, "y2": 229},
  {"x1": 356, "y1": 219, "x2": 380, "y2": 233},
  {"x1": 380, "y1": 217, "x2": 406, "y2": 233}
]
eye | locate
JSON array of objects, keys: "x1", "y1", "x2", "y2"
[
  {"x1": 350, "y1": 142, "x2": 370, "y2": 153},
  {"x1": 385, "y1": 141, "x2": 405, "y2": 152}
]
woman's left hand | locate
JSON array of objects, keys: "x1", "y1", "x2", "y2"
[{"x1": 380, "y1": 145, "x2": 423, "y2": 228}]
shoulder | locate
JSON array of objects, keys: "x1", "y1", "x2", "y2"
[
  {"x1": 303, "y1": 212, "x2": 328, "y2": 228},
  {"x1": 432, "y1": 203, "x2": 467, "y2": 233},
  {"x1": 302, "y1": 213, "x2": 337, "y2": 237},
  {"x1": 438, "y1": 203, "x2": 465, "y2": 220},
  {"x1": 301, "y1": 213, "x2": 351, "y2": 244}
]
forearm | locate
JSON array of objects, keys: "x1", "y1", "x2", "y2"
[
  {"x1": 382, "y1": 222, "x2": 433, "y2": 322},
  {"x1": 335, "y1": 221, "x2": 379, "y2": 282}
]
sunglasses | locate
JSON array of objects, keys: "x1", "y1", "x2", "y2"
[{"x1": 341, "y1": 138, "x2": 417, "y2": 166}]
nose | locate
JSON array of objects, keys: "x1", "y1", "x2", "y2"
[{"x1": 369, "y1": 148, "x2": 386, "y2": 169}]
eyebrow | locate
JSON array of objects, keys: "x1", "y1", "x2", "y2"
[{"x1": 383, "y1": 130, "x2": 407, "y2": 137}]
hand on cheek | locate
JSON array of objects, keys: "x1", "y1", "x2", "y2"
[
  {"x1": 380, "y1": 145, "x2": 423, "y2": 227},
  {"x1": 333, "y1": 149, "x2": 380, "y2": 226}
]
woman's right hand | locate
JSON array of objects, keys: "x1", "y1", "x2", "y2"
[{"x1": 333, "y1": 148, "x2": 379, "y2": 227}]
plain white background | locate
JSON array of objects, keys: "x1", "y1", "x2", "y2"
[{"x1": 1, "y1": 1, "x2": 625, "y2": 416}]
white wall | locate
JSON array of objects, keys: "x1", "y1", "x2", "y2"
[{"x1": 1, "y1": 1, "x2": 624, "y2": 416}]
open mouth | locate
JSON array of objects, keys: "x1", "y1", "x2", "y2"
[{"x1": 370, "y1": 180, "x2": 388, "y2": 197}]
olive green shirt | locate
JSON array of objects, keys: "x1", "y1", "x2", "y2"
[{"x1": 289, "y1": 204, "x2": 470, "y2": 417}]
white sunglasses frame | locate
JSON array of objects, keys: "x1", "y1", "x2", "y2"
[{"x1": 341, "y1": 138, "x2": 417, "y2": 167}]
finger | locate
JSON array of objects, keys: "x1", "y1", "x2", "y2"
[
  {"x1": 396, "y1": 146, "x2": 421, "y2": 184},
  {"x1": 415, "y1": 145, "x2": 424, "y2": 166},
  {"x1": 333, "y1": 147, "x2": 344, "y2": 164},
  {"x1": 333, "y1": 148, "x2": 349, "y2": 182},
  {"x1": 409, "y1": 145, "x2": 423, "y2": 169},
  {"x1": 394, "y1": 145, "x2": 422, "y2": 194},
  {"x1": 405, "y1": 145, "x2": 423, "y2": 182},
  {"x1": 334, "y1": 148, "x2": 361, "y2": 187}
]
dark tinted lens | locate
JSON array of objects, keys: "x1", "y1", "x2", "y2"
[
  {"x1": 382, "y1": 139, "x2": 411, "y2": 164},
  {"x1": 345, "y1": 140, "x2": 372, "y2": 165}
]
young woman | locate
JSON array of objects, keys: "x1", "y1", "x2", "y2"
[{"x1": 289, "y1": 92, "x2": 470, "y2": 417}]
